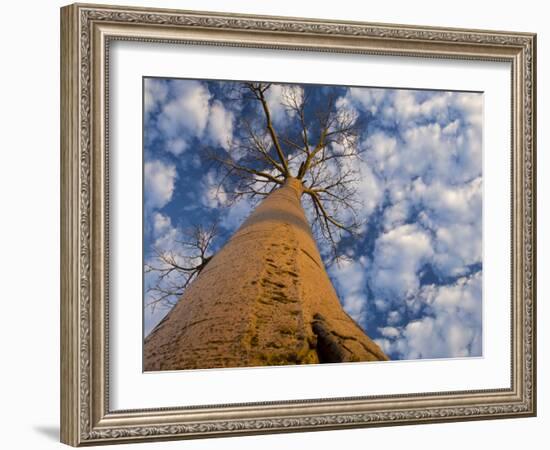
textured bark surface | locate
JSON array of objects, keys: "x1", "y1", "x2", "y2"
[{"x1": 144, "y1": 178, "x2": 388, "y2": 370}]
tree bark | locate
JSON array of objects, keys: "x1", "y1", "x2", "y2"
[{"x1": 144, "y1": 177, "x2": 388, "y2": 370}]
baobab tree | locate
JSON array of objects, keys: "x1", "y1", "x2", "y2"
[{"x1": 144, "y1": 81, "x2": 388, "y2": 370}]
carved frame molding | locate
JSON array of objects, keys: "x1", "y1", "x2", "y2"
[{"x1": 60, "y1": 3, "x2": 536, "y2": 446}]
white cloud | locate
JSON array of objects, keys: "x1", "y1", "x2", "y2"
[
  {"x1": 374, "y1": 298, "x2": 390, "y2": 312},
  {"x1": 144, "y1": 78, "x2": 168, "y2": 115},
  {"x1": 433, "y1": 223, "x2": 481, "y2": 276},
  {"x1": 265, "y1": 84, "x2": 304, "y2": 126},
  {"x1": 413, "y1": 177, "x2": 482, "y2": 276},
  {"x1": 354, "y1": 89, "x2": 482, "y2": 186},
  {"x1": 370, "y1": 224, "x2": 434, "y2": 301},
  {"x1": 222, "y1": 197, "x2": 253, "y2": 230},
  {"x1": 151, "y1": 212, "x2": 179, "y2": 251},
  {"x1": 387, "y1": 310, "x2": 402, "y2": 326},
  {"x1": 453, "y1": 92, "x2": 483, "y2": 129},
  {"x1": 348, "y1": 87, "x2": 387, "y2": 114},
  {"x1": 157, "y1": 80, "x2": 211, "y2": 140},
  {"x1": 355, "y1": 87, "x2": 483, "y2": 284},
  {"x1": 153, "y1": 211, "x2": 171, "y2": 237},
  {"x1": 165, "y1": 138, "x2": 188, "y2": 156},
  {"x1": 343, "y1": 88, "x2": 482, "y2": 136},
  {"x1": 355, "y1": 162, "x2": 383, "y2": 218},
  {"x1": 329, "y1": 259, "x2": 369, "y2": 322},
  {"x1": 201, "y1": 170, "x2": 229, "y2": 209},
  {"x1": 377, "y1": 272, "x2": 482, "y2": 359},
  {"x1": 338, "y1": 87, "x2": 484, "y2": 360},
  {"x1": 379, "y1": 326, "x2": 400, "y2": 338},
  {"x1": 442, "y1": 119, "x2": 460, "y2": 135},
  {"x1": 364, "y1": 121, "x2": 480, "y2": 188},
  {"x1": 265, "y1": 84, "x2": 287, "y2": 125},
  {"x1": 363, "y1": 132, "x2": 399, "y2": 175},
  {"x1": 382, "y1": 200, "x2": 410, "y2": 231},
  {"x1": 149, "y1": 80, "x2": 236, "y2": 154},
  {"x1": 326, "y1": 140, "x2": 383, "y2": 226},
  {"x1": 144, "y1": 160, "x2": 177, "y2": 210},
  {"x1": 393, "y1": 90, "x2": 452, "y2": 123},
  {"x1": 415, "y1": 177, "x2": 482, "y2": 223},
  {"x1": 207, "y1": 100, "x2": 234, "y2": 150},
  {"x1": 341, "y1": 293, "x2": 367, "y2": 322}
]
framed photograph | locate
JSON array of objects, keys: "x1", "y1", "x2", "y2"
[{"x1": 60, "y1": 3, "x2": 536, "y2": 446}]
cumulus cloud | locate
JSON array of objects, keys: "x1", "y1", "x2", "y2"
[
  {"x1": 207, "y1": 100, "x2": 234, "y2": 150},
  {"x1": 151, "y1": 212, "x2": 179, "y2": 251},
  {"x1": 152, "y1": 211, "x2": 171, "y2": 237},
  {"x1": 364, "y1": 122, "x2": 479, "y2": 188},
  {"x1": 144, "y1": 78, "x2": 168, "y2": 116},
  {"x1": 363, "y1": 132, "x2": 399, "y2": 176},
  {"x1": 165, "y1": 138, "x2": 188, "y2": 156},
  {"x1": 411, "y1": 177, "x2": 483, "y2": 277},
  {"x1": 157, "y1": 80, "x2": 211, "y2": 139},
  {"x1": 349, "y1": 88, "x2": 483, "y2": 135},
  {"x1": 348, "y1": 89, "x2": 482, "y2": 182},
  {"x1": 265, "y1": 84, "x2": 287, "y2": 125},
  {"x1": 379, "y1": 326, "x2": 401, "y2": 338},
  {"x1": 370, "y1": 224, "x2": 434, "y2": 303},
  {"x1": 144, "y1": 160, "x2": 177, "y2": 210},
  {"x1": 347, "y1": 87, "x2": 387, "y2": 115},
  {"x1": 329, "y1": 258, "x2": 370, "y2": 322},
  {"x1": 145, "y1": 78, "x2": 236, "y2": 157},
  {"x1": 393, "y1": 90, "x2": 452, "y2": 122},
  {"x1": 387, "y1": 310, "x2": 402, "y2": 326},
  {"x1": 345, "y1": 86, "x2": 483, "y2": 316},
  {"x1": 222, "y1": 197, "x2": 253, "y2": 230},
  {"x1": 355, "y1": 160, "x2": 384, "y2": 219},
  {"x1": 375, "y1": 271, "x2": 482, "y2": 359},
  {"x1": 265, "y1": 84, "x2": 304, "y2": 126},
  {"x1": 201, "y1": 170, "x2": 229, "y2": 209}
]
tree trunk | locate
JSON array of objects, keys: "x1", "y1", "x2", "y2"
[{"x1": 144, "y1": 177, "x2": 388, "y2": 370}]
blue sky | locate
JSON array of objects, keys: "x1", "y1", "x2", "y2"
[{"x1": 143, "y1": 77, "x2": 483, "y2": 361}]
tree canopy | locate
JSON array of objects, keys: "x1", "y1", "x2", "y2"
[{"x1": 212, "y1": 82, "x2": 365, "y2": 254}]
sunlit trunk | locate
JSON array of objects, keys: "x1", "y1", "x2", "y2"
[{"x1": 144, "y1": 177, "x2": 388, "y2": 370}]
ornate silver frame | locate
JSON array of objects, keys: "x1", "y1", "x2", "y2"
[{"x1": 60, "y1": 3, "x2": 536, "y2": 446}]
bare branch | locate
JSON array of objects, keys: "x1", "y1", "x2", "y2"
[
  {"x1": 145, "y1": 224, "x2": 218, "y2": 312},
  {"x1": 207, "y1": 82, "x2": 367, "y2": 259},
  {"x1": 245, "y1": 83, "x2": 290, "y2": 176}
]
